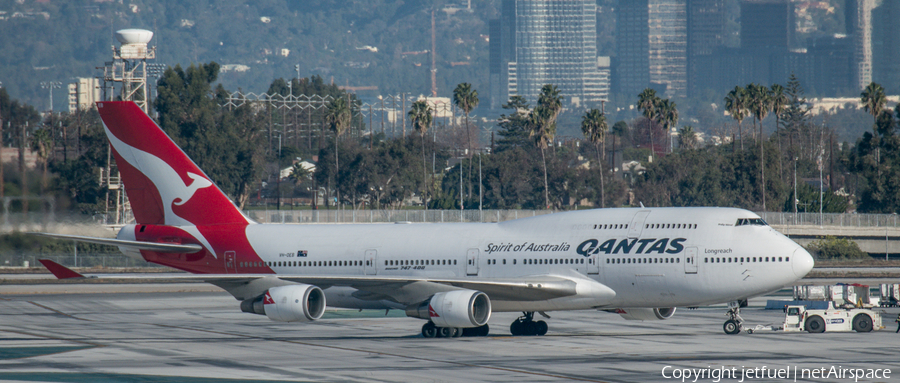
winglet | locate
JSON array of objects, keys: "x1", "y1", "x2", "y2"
[{"x1": 39, "y1": 259, "x2": 86, "y2": 279}]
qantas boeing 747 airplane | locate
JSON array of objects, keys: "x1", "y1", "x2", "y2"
[{"x1": 37, "y1": 101, "x2": 814, "y2": 337}]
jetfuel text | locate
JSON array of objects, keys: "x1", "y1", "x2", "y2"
[{"x1": 576, "y1": 238, "x2": 686, "y2": 257}]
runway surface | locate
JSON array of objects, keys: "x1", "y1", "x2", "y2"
[{"x1": 1, "y1": 286, "x2": 899, "y2": 383}]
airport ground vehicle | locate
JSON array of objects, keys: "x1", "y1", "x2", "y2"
[{"x1": 746, "y1": 301, "x2": 883, "y2": 334}]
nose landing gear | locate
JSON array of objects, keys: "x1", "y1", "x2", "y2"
[{"x1": 723, "y1": 300, "x2": 747, "y2": 335}]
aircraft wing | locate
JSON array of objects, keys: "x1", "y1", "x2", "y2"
[
  {"x1": 32, "y1": 233, "x2": 204, "y2": 253},
  {"x1": 38, "y1": 260, "x2": 610, "y2": 305}
]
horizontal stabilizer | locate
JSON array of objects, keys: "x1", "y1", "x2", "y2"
[
  {"x1": 38, "y1": 259, "x2": 85, "y2": 279},
  {"x1": 31, "y1": 233, "x2": 203, "y2": 253}
]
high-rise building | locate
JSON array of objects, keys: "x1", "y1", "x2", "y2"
[
  {"x1": 687, "y1": 0, "x2": 726, "y2": 96},
  {"x1": 871, "y1": 0, "x2": 898, "y2": 92},
  {"x1": 67, "y1": 77, "x2": 100, "y2": 113},
  {"x1": 847, "y1": 0, "x2": 875, "y2": 91},
  {"x1": 489, "y1": 0, "x2": 606, "y2": 108},
  {"x1": 807, "y1": 35, "x2": 854, "y2": 95},
  {"x1": 740, "y1": 0, "x2": 794, "y2": 49},
  {"x1": 615, "y1": 0, "x2": 687, "y2": 98},
  {"x1": 614, "y1": 0, "x2": 650, "y2": 98}
]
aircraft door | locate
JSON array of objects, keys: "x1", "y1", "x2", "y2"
[
  {"x1": 364, "y1": 249, "x2": 378, "y2": 275},
  {"x1": 224, "y1": 251, "x2": 236, "y2": 273},
  {"x1": 466, "y1": 248, "x2": 479, "y2": 276},
  {"x1": 684, "y1": 247, "x2": 698, "y2": 274},
  {"x1": 588, "y1": 254, "x2": 600, "y2": 275},
  {"x1": 627, "y1": 210, "x2": 651, "y2": 238}
]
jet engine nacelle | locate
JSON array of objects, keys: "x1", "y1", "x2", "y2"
[
  {"x1": 241, "y1": 284, "x2": 326, "y2": 322},
  {"x1": 406, "y1": 290, "x2": 492, "y2": 328},
  {"x1": 613, "y1": 307, "x2": 676, "y2": 321}
]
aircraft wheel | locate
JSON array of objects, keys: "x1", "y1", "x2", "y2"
[
  {"x1": 422, "y1": 322, "x2": 437, "y2": 338},
  {"x1": 439, "y1": 326, "x2": 454, "y2": 338},
  {"x1": 852, "y1": 314, "x2": 873, "y2": 332},
  {"x1": 535, "y1": 320, "x2": 548, "y2": 336},
  {"x1": 805, "y1": 316, "x2": 826, "y2": 333},
  {"x1": 510, "y1": 320, "x2": 524, "y2": 336},
  {"x1": 451, "y1": 327, "x2": 463, "y2": 338},
  {"x1": 723, "y1": 320, "x2": 741, "y2": 335},
  {"x1": 478, "y1": 324, "x2": 490, "y2": 336}
]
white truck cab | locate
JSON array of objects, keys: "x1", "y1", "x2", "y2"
[{"x1": 783, "y1": 302, "x2": 882, "y2": 333}]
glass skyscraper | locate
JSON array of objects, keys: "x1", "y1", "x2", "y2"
[{"x1": 490, "y1": 0, "x2": 606, "y2": 108}]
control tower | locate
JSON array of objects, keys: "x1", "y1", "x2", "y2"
[{"x1": 101, "y1": 29, "x2": 156, "y2": 114}]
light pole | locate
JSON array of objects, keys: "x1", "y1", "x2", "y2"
[{"x1": 40, "y1": 81, "x2": 62, "y2": 112}]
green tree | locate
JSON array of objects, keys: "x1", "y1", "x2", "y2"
[
  {"x1": 452, "y1": 82, "x2": 479, "y2": 156},
  {"x1": 770, "y1": 83, "x2": 789, "y2": 131},
  {"x1": 581, "y1": 108, "x2": 607, "y2": 207},
  {"x1": 453, "y1": 83, "x2": 480, "y2": 203},
  {"x1": 29, "y1": 127, "x2": 52, "y2": 195},
  {"x1": 746, "y1": 83, "x2": 772, "y2": 210},
  {"x1": 657, "y1": 99, "x2": 678, "y2": 153},
  {"x1": 724, "y1": 85, "x2": 747, "y2": 150},
  {"x1": 861, "y1": 82, "x2": 887, "y2": 130},
  {"x1": 325, "y1": 96, "x2": 351, "y2": 206},
  {"x1": 530, "y1": 84, "x2": 563, "y2": 209},
  {"x1": 678, "y1": 126, "x2": 698, "y2": 150},
  {"x1": 408, "y1": 100, "x2": 432, "y2": 209},
  {"x1": 156, "y1": 63, "x2": 265, "y2": 208},
  {"x1": 636, "y1": 88, "x2": 661, "y2": 155},
  {"x1": 495, "y1": 96, "x2": 532, "y2": 152}
]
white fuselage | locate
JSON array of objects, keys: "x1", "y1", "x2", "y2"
[{"x1": 237, "y1": 207, "x2": 813, "y2": 312}]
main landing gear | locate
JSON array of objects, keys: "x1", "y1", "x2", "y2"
[
  {"x1": 421, "y1": 321, "x2": 490, "y2": 338},
  {"x1": 723, "y1": 300, "x2": 747, "y2": 335},
  {"x1": 509, "y1": 312, "x2": 548, "y2": 336}
]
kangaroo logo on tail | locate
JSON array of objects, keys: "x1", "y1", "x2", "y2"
[{"x1": 97, "y1": 102, "x2": 252, "y2": 259}]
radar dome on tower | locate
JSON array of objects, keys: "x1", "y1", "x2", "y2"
[
  {"x1": 115, "y1": 29, "x2": 154, "y2": 45},
  {"x1": 113, "y1": 29, "x2": 155, "y2": 60}
]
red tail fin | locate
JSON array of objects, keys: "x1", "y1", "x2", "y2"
[{"x1": 96, "y1": 101, "x2": 248, "y2": 226}]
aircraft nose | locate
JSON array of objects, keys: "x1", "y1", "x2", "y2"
[{"x1": 791, "y1": 247, "x2": 814, "y2": 278}]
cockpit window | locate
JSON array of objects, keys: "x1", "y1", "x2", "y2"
[{"x1": 735, "y1": 218, "x2": 767, "y2": 226}]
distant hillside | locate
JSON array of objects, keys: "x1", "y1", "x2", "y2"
[{"x1": 0, "y1": 0, "x2": 497, "y2": 109}]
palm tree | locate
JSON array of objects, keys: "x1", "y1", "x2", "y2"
[
  {"x1": 408, "y1": 100, "x2": 433, "y2": 209},
  {"x1": 610, "y1": 121, "x2": 628, "y2": 170},
  {"x1": 30, "y1": 127, "x2": 52, "y2": 196},
  {"x1": 289, "y1": 162, "x2": 310, "y2": 186},
  {"x1": 747, "y1": 83, "x2": 773, "y2": 211},
  {"x1": 636, "y1": 88, "x2": 661, "y2": 155},
  {"x1": 325, "y1": 97, "x2": 351, "y2": 207},
  {"x1": 861, "y1": 82, "x2": 888, "y2": 167},
  {"x1": 861, "y1": 82, "x2": 887, "y2": 131},
  {"x1": 453, "y1": 83, "x2": 479, "y2": 156},
  {"x1": 678, "y1": 125, "x2": 698, "y2": 150},
  {"x1": 724, "y1": 86, "x2": 747, "y2": 150},
  {"x1": 769, "y1": 83, "x2": 789, "y2": 189},
  {"x1": 770, "y1": 84, "x2": 789, "y2": 131},
  {"x1": 657, "y1": 99, "x2": 678, "y2": 153},
  {"x1": 453, "y1": 83, "x2": 479, "y2": 202},
  {"x1": 530, "y1": 84, "x2": 563, "y2": 209},
  {"x1": 581, "y1": 108, "x2": 607, "y2": 208}
]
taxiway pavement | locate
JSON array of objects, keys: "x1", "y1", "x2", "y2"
[{"x1": 1, "y1": 284, "x2": 899, "y2": 382}]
